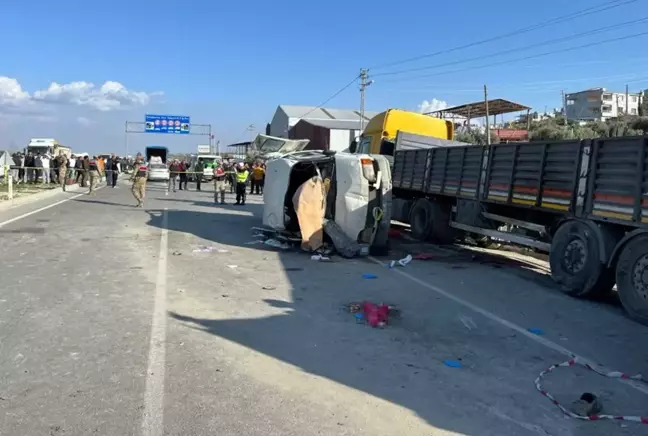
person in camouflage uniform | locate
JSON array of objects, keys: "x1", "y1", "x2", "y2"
[
  {"x1": 87, "y1": 156, "x2": 100, "y2": 195},
  {"x1": 56, "y1": 151, "x2": 69, "y2": 191},
  {"x1": 213, "y1": 163, "x2": 229, "y2": 204},
  {"x1": 130, "y1": 153, "x2": 148, "y2": 208}
]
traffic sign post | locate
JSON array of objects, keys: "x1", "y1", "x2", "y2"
[
  {"x1": 144, "y1": 114, "x2": 191, "y2": 134},
  {"x1": 124, "y1": 119, "x2": 212, "y2": 158}
]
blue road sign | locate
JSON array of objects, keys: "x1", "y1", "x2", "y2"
[{"x1": 145, "y1": 114, "x2": 190, "y2": 134}]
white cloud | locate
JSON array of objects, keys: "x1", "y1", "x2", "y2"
[
  {"x1": 417, "y1": 98, "x2": 449, "y2": 114},
  {"x1": 76, "y1": 116, "x2": 93, "y2": 126},
  {"x1": 0, "y1": 76, "x2": 161, "y2": 114},
  {"x1": 0, "y1": 77, "x2": 30, "y2": 105}
]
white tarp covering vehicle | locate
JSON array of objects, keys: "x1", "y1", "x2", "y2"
[{"x1": 260, "y1": 137, "x2": 392, "y2": 256}]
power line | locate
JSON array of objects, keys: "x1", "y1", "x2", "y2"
[
  {"x1": 368, "y1": 0, "x2": 639, "y2": 71},
  {"x1": 378, "y1": 30, "x2": 648, "y2": 84},
  {"x1": 297, "y1": 74, "x2": 360, "y2": 119},
  {"x1": 380, "y1": 72, "x2": 647, "y2": 93},
  {"x1": 372, "y1": 16, "x2": 648, "y2": 78}
]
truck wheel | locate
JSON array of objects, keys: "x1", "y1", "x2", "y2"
[
  {"x1": 427, "y1": 201, "x2": 455, "y2": 244},
  {"x1": 549, "y1": 220, "x2": 614, "y2": 298},
  {"x1": 615, "y1": 235, "x2": 648, "y2": 326},
  {"x1": 409, "y1": 199, "x2": 454, "y2": 244},
  {"x1": 409, "y1": 199, "x2": 434, "y2": 241}
]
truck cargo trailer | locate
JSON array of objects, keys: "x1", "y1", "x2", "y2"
[{"x1": 391, "y1": 132, "x2": 648, "y2": 325}]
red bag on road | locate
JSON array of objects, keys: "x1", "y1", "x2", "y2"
[{"x1": 363, "y1": 301, "x2": 389, "y2": 327}]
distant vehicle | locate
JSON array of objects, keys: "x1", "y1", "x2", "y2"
[
  {"x1": 146, "y1": 145, "x2": 170, "y2": 181},
  {"x1": 148, "y1": 163, "x2": 170, "y2": 181},
  {"x1": 145, "y1": 145, "x2": 169, "y2": 165},
  {"x1": 189, "y1": 154, "x2": 222, "y2": 182},
  {"x1": 26, "y1": 138, "x2": 72, "y2": 157}
]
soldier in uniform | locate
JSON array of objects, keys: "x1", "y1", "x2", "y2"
[
  {"x1": 56, "y1": 151, "x2": 69, "y2": 191},
  {"x1": 130, "y1": 153, "x2": 148, "y2": 208},
  {"x1": 213, "y1": 163, "x2": 228, "y2": 204},
  {"x1": 87, "y1": 156, "x2": 100, "y2": 195}
]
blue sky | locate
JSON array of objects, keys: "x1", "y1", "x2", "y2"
[{"x1": 0, "y1": 0, "x2": 646, "y2": 154}]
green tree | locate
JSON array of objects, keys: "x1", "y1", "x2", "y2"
[{"x1": 455, "y1": 130, "x2": 499, "y2": 145}]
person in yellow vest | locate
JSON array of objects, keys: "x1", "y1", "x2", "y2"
[
  {"x1": 251, "y1": 163, "x2": 265, "y2": 195},
  {"x1": 234, "y1": 162, "x2": 249, "y2": 205}
]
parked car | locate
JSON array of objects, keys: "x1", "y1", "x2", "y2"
[{"x1": 148, "y1": 163, "x2": 170, "y2": 181}]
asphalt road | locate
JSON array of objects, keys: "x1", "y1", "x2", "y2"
[{"x1": 1, "y1": 179, "x2": 647, "y2": 436}]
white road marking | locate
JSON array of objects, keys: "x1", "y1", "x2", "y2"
[
  {"x1": 141, "y1": 207, "x2": 168, "y2": 436},
  {"x1": 368, "y1": 256, "x2": 648, "y2": 396},
  {"x1": 0, "y1": 186, "x2": 105, "y2": 228}
]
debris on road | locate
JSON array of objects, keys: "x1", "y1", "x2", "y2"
[
  {"x1": 226, "y1": 265, "x2": 238, "y2": 269},
  {"x1": 362, "y1": 273, "x2": 377, "y2": 279},
  {"x1": 413, "y1": 253, "x2": 434, "y2": 260},
  {"x1": 172, "y1": 251, "x2": 182, "y2": 256},
  {"x1": 535, "y1": 357, "x2": 648, "y2": 424},
  {"x1": 571, "y1": 393, "x2": 603, "y2": 417},
  {"x1": 388, "y1": 254, "x2": 412, "y2": 268},
  {"x1": 444, "y1": 360, "x2": 462, "y2": 368},
  {"x1": 262, "y1": 286, "x2": 276, "y2": 290},
  {"x1": 363, "y1": 301, "x2": 389, "y2": 328},
  {"x1": 527, "y1": 327, "x2": 544, "y2": 335},
  {"x1": 264, "y1": 239, "x2": 290, "y2": 250},
  {"x1": 459, "y1": 315, "x2": 477, "y2": 330},
  {"x1": 311, "y1": 254, "x2": 331, "y2": 262},
  {"x1": 192, "y1": 246, "x2": 224, "y2": 253},
  {"x1": 323, "y1": 219, "x2": 361, "y2": 258},
  {"x1": 348, "y1": 302, "x2": 362, "y2": 313}
]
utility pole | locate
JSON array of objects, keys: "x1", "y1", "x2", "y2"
[
  {"x1": 625, "y1": 84, "x2": 629, "y2": 114},
  {"x1": 561, "y1": 90, "x2": 567, "y2": 126},
  {"x1": 359, "y1": 68, "x2": 373, "y2": 133},
  {"x1": 484, "y1": 85, "x2": 490, "y2": 146}
]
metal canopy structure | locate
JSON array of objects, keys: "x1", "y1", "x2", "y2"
[
  {"x1": 426, "y1": 99, "x2": 531, "y2": 119},
  {"x1": 226, "y1": 141, "x2": 253, "y2": 157}
]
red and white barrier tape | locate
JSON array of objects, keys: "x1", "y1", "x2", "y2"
[{"x1": 535, "y1": 358, "x2": 648, "y2": 424}]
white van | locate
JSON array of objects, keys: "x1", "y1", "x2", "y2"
[{"x1": 260, "y1": 136, "x2": 392, "y2": 255}]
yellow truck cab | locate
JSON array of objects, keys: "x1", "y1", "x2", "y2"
[{"x1": 352, "y1": 109, "x2": 454, "y2": 155}]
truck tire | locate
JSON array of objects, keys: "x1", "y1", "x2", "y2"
[
  {"x1": 549, "y1": 220, "x2": 614, "y2": 298},
  {"x1": 409, "y1": 199, "x2": 434, "y2": 240},
  {"x1": 409, "y1": 199, "x2": 454, "y2": 244},
  {"x1": 615, "y1": 234, "x2": 648, "y2": 326}
]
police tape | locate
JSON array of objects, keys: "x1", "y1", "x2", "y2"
[{"x1": 535, "y1": 357, "x2": 648, "y2": 424}]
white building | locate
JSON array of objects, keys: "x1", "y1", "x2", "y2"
[
  {"x1": 565, "y1": 88, "x2": 643, "y2": 121},
  {"x1": 269, "y1": 105, "x2": 379, "y2": 138}
]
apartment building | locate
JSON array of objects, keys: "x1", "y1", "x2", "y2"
[{"x1": 565, "y1": 88, "x2": 642, "y2": 121}]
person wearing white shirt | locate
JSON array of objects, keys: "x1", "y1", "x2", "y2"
[
  {"x1": 68, "y1": 156, "x2": 77, "y2": 182},
  {"x1": 41, "y1": 154, "x2": 51, "y2": 184}
]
